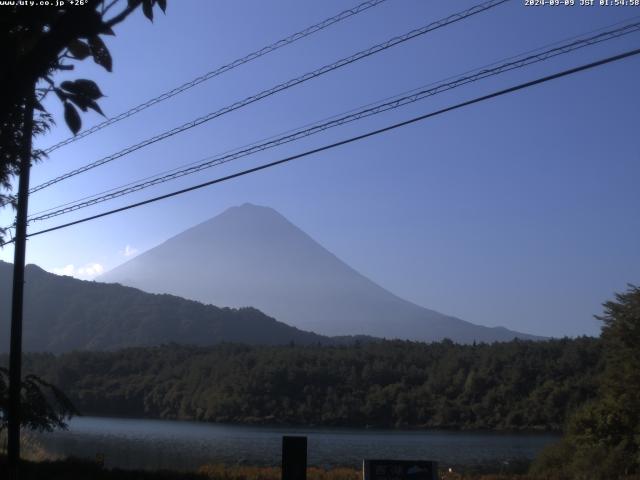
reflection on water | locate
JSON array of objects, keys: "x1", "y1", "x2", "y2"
[{"x1": 34, "y1": 416, "x2": 559, "y2": 471}]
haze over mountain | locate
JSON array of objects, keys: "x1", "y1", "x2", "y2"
[
  {"x1": 0, "y1": 261, "x2": 333, "y2": 353},
  {"x1": 100, "y1": 203, "x2": 540, "y2": 343}
]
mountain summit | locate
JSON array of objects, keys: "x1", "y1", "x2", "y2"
[{"x1": 99, "y1": 203, "x2": 539, "y2": 343}]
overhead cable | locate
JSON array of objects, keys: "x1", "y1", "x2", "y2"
[
  {"x1": 4, "y1": 46, "x2": 636, "y2": 246},
  {"x1": 29, "y1": 0, "x2": 509, "y2": 195},
  {"x1": 26, "y1": 20, "x2": 640, "y2": 224},
  {"x1": 42, "y1": 0, "x2": 391, "y2": 154}
]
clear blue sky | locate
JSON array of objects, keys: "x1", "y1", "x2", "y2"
[{"x1": 1, "y1": 0, "x2": 639, "y2": 337}]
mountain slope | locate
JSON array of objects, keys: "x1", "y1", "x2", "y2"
[
  {"x1": 100, "y1": 203, "x2": 540, "y2": 343},
  {"x1": 0, "y1": 261, "x2": 331, "y2": 353}
]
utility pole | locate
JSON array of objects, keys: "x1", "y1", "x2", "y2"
[{"x1": 7, "y1": 90, "x2": 35, "y2": 480}]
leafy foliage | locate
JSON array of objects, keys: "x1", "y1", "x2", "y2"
[
  {"x1": 11, "y1": 337, "x2": 602, "y2": 431},
  {"x1": 531, "y1": 285, "x2": 640, "y2": 479},
  {"x1": 0, "y1": 0, "x2": 167, "y2": 239},
  {"x1": 0, "y1": 367, "x2": 76, "y2": 434}
]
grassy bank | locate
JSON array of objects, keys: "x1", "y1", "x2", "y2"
[{"x1": 5, "y1": 457, "x2": 640, "y2": 480}]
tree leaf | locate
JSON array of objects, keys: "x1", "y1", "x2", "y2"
[
  {"x1": 100, "y1": 23, "x2": 116, "y2": 36},
  {"x1": 60, "y1": 80, "x2": 75, "y2": 92},
  {"x1": 61, "y1": 79, "x2": 103, "y2": 100},
  {"x1": 142, "y1": 0, "x2": 154, "y2": 21},
  {"x1": 67, "y1": 40, "x2": 91, "y2": 60},
  {"x1": 69, "y1": 95, "x2": 104, "y2": 116},
  {"x1": 88, "y1": 35, "x2": 112, "y2": 72},
  {"x1": 63, "y1": 102, "x2": 81, "y2": 135},
  {"x1": 54, "y1": 88, "x2": 68, "y2": 102},
  {"x1": 75, "y1": 79, "x2": 104, "y2": 99},
  {"x1": 86, "y1": 99, "x2": 105, "y2": 117},
  {"x1": 157, "y1": 0, "x2": 167, "y2": 13},
  {"x1": 68, "y1": 94, "x2": 88, "y2": 112}
]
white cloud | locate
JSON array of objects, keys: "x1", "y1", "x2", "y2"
[
  {"x1": 51, "y1": 263, "x2": 104, "y2": 280},
  {"x1": 52, "y1": 264, "x2": 76, "y2": 277},
  {"x1": 122, "y1": 245, "x2": 139, "y2": 257}
]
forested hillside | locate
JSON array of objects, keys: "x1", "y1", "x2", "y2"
[
  {"x1": 12, "y1": 337, "x2": 602, "y2": 431},
  {"x1": 0, "y1": 262, "x2": 333, "y2": 352}
]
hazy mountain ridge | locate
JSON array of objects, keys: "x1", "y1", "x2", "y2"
[
  {"x1": 100, "y1": 203, "x2": 541, "y2": 343},
  {"x1": 0, "y1": 261, "x2": 341, "y2": 353}
]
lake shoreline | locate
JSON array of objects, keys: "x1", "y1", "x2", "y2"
[
  {"x1": 31, "y1": 416, "x2": 560, "y2": 471},
  {"x1": 71, "y1": 413, "x2": 562, "y2": 435}
]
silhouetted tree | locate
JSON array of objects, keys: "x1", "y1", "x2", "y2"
[
  {"x1": 0, "y1": 367, "x2": 77, "y2": 437},
  {"x1": 532, "y1": 285, "x2": 640, "y2": 479},
  {"x1": 0, "y1": 0, "x2": 167, "y2": 443},
  {"x1": 0, "y1": 0, "x2": 167, "y2": 238}
]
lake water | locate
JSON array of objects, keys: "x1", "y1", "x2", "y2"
[{"x1": 33, "y1": 416, "x2": 559, "y2": 471}]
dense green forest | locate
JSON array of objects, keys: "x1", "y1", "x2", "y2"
[
  {"x1": 531, "y1": 285, "x2": 640, "y2": 479},
  {"x1": 6, "y1": 337, "x2": 601, "y2": 431}
]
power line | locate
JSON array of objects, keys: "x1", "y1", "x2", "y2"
[
  {"x1": 29, "y1": 19, "x2": 640, "y2": 220},
  {"x1": 6, "y1": 46, "x2": 637, "y2": 246},
  {"x1": 29, "y1": 14, "x2": 640, "y2": 220},
  {"x1": 26, "y1": 20, "x2": 640, "y2": 224},
  {"x1": 28, "y1": 0, "x2": 509, "y2": 195},
  {"x1": 42, "y1": 0, "x2": 390, "y2": 154}
]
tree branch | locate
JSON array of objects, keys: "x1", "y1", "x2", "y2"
[
  {"x1": 105, "y1": 1, "x2": 140, "y2": 28},
  {"x1": 102, "y1": 0, "x2": 121, "y2": 15}
]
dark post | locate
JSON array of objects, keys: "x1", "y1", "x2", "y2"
[
  {"x1": 282, "y1": 435, "x2": 307, "y2": 480},
  {"x1": 7, "y1": 91, "x2": 35, "y2": 479}
]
